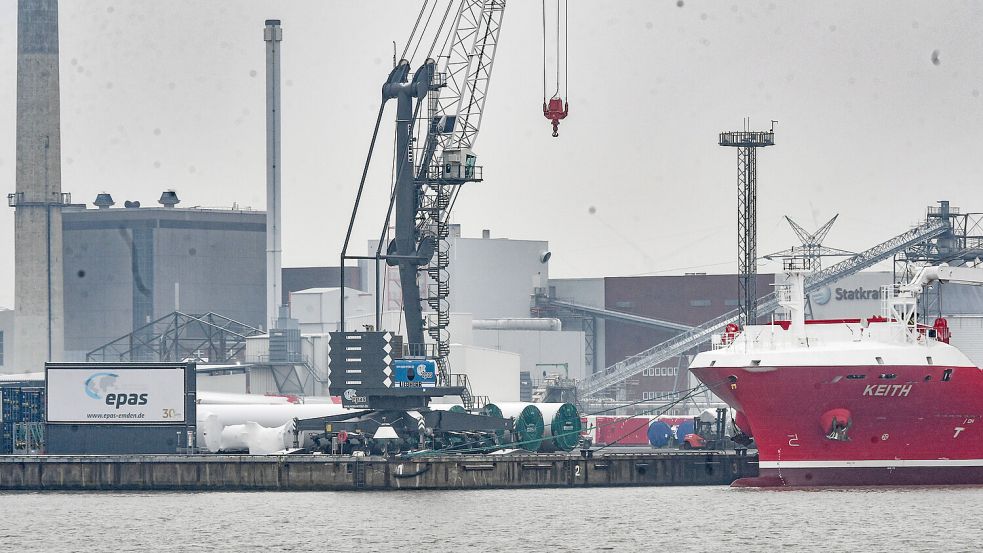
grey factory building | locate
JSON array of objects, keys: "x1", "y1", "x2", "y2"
[{"x1": 60, "y1": 193, "x2": 266, "y2": 362}]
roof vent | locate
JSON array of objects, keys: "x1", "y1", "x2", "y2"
[
  {"x1": 158, "y1": 190, "x2": 180, "y2": 208},
  {"x1": 123, "y1": 200, "x2": 141, "y2": 208},
  {"x1": 93, "y1": 193, "x2": 115, "y2": 209}
]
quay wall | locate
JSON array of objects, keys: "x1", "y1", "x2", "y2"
[{"x1": 0, "y1": 451, "x2": 756, "y2": 491}]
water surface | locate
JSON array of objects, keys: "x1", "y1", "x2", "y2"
[{"x1": 0, "y1": 486, "x2": 979, "y2": 552}]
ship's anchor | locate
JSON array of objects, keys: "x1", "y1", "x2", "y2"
[
  {"x1": 731, "y1": 431, "x2": 754, "y2": 447},
  {"x1": 821, "y1": 408, "x2": 853, "y2": 441},
  {"x1": 825, "y1": 416, "x2": 852, "y2": 441}
]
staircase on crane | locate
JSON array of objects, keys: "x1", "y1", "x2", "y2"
[{"x1": 578, "y1": 219, "x2": 950, "y2": 397}]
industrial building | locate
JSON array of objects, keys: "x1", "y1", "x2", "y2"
[
  {"x1": 350, "y1": 226, "x2": 585, "y2": 394},
  {"x1": 281, "y1": 267, "x2": 362, "y2": 304},
  {"x1": 359, "y1": 225, "x2": 550, "y2": 319},
  {"x1": 61, "y1": 193, "x2": 266, "y2": 362},
  {"x1": 1, "y1": 193, "x2": 268, "y2": 372}
]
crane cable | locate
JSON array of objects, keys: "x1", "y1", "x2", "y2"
[
  {"x1": 410, "y1": 0, "x2": 440, "y2": 64},
  {"x1": 426, "y1": 0, "x2": 455, "y2": 61},
  {"x1": 541, "y1": 0, "x2": 568, "y2": 101},
  {"x1": 405, "y1": 0, "x2": 455, "y2": 65},
  {"x1": 554, "y1": 0, "x2": 560, "y2": 98},
  {"x1": 401, "y1": 1, "x2": 429, "y2": 62},
  {"x1": 416, "y1": 1, "x2": 454, "y2": 171},
  {"x1": 541, "y1": 0, "x2": 547, "y2": 102}
]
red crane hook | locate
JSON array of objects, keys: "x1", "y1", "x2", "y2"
[{"x1": 543, "y1": 96, "x2": 569, "y2": 137}]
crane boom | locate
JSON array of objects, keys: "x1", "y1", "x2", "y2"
[
  {"x1": 433, "y1": 0, "x2": 506, "y2": 156},
  {"x1": 903, "y1": 265, "x2": 983, "y2": 293},
  {"x1": 403, "y1": 0, "x2": 507, "y2": 370}
]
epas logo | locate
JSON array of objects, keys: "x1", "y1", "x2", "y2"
[
  {"x1": 343, "y1": 388, "x2": 367, "y2": 404},
  {"x1": 105, "y1": 393, "x2": 149, "y2": 409},
  {"x1": 83, "y1": 372, "x2": 150, "y2": 409}
]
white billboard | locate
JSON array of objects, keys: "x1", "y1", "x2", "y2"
[{"x1": 47, "y1": 366, "x2": 187, "y2": 423}]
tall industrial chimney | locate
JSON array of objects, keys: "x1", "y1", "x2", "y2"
[
  {"x1": 12, "y1": 0, "x2": 65, "y2": 370},
  {"x1": 264, "y1": 19, "x2": 283, "y2": 330}
]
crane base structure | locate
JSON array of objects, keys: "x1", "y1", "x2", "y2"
[{"x1": 295, "y1": 408, "x2": 511, "y2": 456}]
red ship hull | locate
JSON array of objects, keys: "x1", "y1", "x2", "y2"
[{"x1": 691, "y1": 364, "x2": 983, "y2": 487}]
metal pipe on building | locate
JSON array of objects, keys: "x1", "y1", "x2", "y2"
[
  {"x1": 472, "y1": 318, "x2": 562, "y2": 331},
  {"x1": 264, "y1": 19, "x2": 283, "y2": 330},
  {"x1": 194, "y1": 391, "x2": 291, "y2": 405},
  {"x1": 197, "y1": 403, "x2": 355, "y2": 428}
]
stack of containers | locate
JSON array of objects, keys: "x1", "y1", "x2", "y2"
[{"x1": 0, "y1": 387, "x2": 46, "y2": 454}]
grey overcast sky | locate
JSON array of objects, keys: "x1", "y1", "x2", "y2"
[{"x1": 2, "y1": 1, "x2": 983, "y2": 309}]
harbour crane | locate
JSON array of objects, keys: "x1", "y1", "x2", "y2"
[
  {"x1": 331, "y1": 1, "x2": 509, "y2": 424},
  {"x1": 316, "y1": 0, "x2": 581, "y2": 452}
]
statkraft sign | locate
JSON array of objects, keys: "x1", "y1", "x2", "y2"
[
  {"x1": 46, "y1": 366, "x2": 187, "y2": 423},
  {"x1": 780, "y1": 271, "x2": 892, "y2": 319}
]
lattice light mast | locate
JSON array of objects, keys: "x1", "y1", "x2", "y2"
[
  {"x1": 719, "y1": 127, "x2": 775, "y2": 326},
  {"x1": 765, "y1": 214, "x2": 854, "y2": 272},
  {"x1": 765, "y1": 214, "x2": 854, "y2": 319}
]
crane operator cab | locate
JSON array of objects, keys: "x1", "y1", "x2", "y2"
[{"x1": 441, "y1": 147, "x2": 479, "y2": 182}]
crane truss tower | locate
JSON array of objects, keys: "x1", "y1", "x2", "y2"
[
  {"x1": 719, "y1": 129, "x2": 775, "y2": 326},
  {"x1": 413, "y1": 0, "x2": 507, "y2": 364}
]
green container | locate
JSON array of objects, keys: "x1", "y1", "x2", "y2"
[{"x1": 448, "y1": 405, "x2": 467, "y2": 414}]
